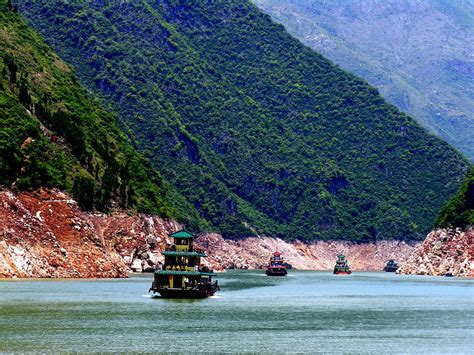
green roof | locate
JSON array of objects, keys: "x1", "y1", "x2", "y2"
[
  {"x1": 170, "y1": 230, "x2": 195, "y2": 239},
  {"x1": 162, "y1": 251, "x2": 207, "y2": 257},
  {"x1": 154, "y1": 270, "x2": 216, "y2": 276}
]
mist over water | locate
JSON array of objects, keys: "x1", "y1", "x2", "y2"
[{"x1": 0, "y1": 271, "x2": 473, "y2": 352}]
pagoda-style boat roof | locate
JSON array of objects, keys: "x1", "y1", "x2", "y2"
[
  {"x1": 170, "y1": 230, "x2": 195, "y2": 239},
  {"x1": 162, "y1": 251, "x2": 207, "y2": 257},
  {"x1": 154, "y1": 270, "x2": 216, "y2": 277}
]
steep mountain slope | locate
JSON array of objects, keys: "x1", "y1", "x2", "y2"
[
  {"x1": 254, "y1": 0, "x2": 474, "y2": 161},
  {"x1": 0, "y1": 3, "x2": 202, "y2": 227},
  {"x1": 16, "y1": 1, "x2": 470, "y2": 242}
]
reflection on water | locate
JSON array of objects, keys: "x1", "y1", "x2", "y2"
[{"x1": 0, "y1": 271, "x2": 473, "y2": 352}]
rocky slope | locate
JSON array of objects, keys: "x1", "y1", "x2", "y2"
[
  {"x1": 0, "y1": 188, "x2": 180, "y2": 278},
  {"x1": 398, "y1": 228, "x2": 473, "y2": 277},
  {"x1": 0, "y1": 188, "x2": 416, "y2": 278}
]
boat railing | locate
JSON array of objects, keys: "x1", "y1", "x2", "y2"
[
  {"x1": 162, "y1": 264, "x2": 214, "y2": 273},
  {"x1": 164, "y1": 265, "x2": 193, "y2": 271}
]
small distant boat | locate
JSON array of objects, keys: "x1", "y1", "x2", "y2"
[
  {"x1": 265, "y1": 251, "x2": 288, "y2": 276},
  {"x1": 149, "y1": 230, "x2": 219, "y2": 298},
  {"x1": 383, "y1": 259, "x2": 399, "y2": 272},
  {"x1": 333, "y1": 254, "x2": 352, "y2": 275}
]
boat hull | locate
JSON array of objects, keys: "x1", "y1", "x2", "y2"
[
  {"x1": 266, "y1": 269, "x2": 287, "y2": 276},
  {"x1": 333, "y1": 270, "x2": 352, "y2": 275},
  {"x1": 151, "y1": 287, "x2": 217, "y2": 299}
]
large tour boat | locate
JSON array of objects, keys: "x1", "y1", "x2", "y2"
[
  {"x1": 149, "y1": 230, "x2": 219, "y2": 298},
  {"x1": 265, "y1": 251, "x2": 288, "y2": 276},
  {"x1": 333, "y1": 254, "x2": 352, "y2": 275},
  {"x1": 383, "y1": 259, "x2": 399, "y2": 272}
]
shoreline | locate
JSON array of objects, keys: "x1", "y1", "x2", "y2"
[
  {"x1": 2, "y1": 269, "x2": 473, "y2": 281},
  {"x1": 0, "y1": 189, "x2": 417, "y2": 278},
  {"x1": 3, "y1": 188, "x2": 470, "y2": 279}
]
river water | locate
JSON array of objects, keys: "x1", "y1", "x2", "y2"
[{"x1": 0, "y1": 271, "x2": 473, "y2": 353}]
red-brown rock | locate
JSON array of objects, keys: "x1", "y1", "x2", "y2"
[{"x1": 0, "y1": 188, "x2": 178, "y2": 278}]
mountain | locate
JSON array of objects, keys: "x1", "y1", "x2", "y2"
[
  {"x1": 0, "y1": 3, "x2": 202, "y2": 228},
  {"x1": 254, "y1": 0, "x2": 474, "y2": 161},
  {"x1": 15, "y1": 0, "x2": 470, "y2": 242}
]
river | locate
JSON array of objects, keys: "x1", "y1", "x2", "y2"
[{"x1": 0, "y1": 271, "x2": 473, "y2": 353}]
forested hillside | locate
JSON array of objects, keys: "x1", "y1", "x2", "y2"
[
  {"x1": 15, "y1": 0, "x2": 470, "y2": 241},
  {"x1": 0, "y1": 3, "x2": 202, "y2": 227},
  {"x1": 436, "y1": 167, "x2": 474, "y2": 229},
  {"x1": 254, "y1": 0, "x2": 474, "y2": 161}
]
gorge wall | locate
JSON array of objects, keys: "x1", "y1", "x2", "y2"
[{"x1": 0, "y1": 189, "x2": 416, "y2": 278}]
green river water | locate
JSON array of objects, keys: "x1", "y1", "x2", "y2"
[{"x1": 0, "y1": 271, "x2": 473, "y2": 353}]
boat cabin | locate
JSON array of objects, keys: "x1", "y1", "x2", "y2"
[
  {"x1": 266, "y1": 251, "x2": 288, "y2": 276},
  {"x1": 333, "y1": 254, "x2": 352, "y2": 275},
  {"x1": 150, "y1": 230, "x2": 219, "y2": 298}
]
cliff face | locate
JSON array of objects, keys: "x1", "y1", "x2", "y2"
[
  {"x1": 398, "y1": 228, "x2": 473, "y2": 277},
  {"x1": 0, "y1": 188, "x2": 417, "y2": 278}
]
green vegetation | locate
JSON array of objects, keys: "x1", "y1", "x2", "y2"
[
  {"x1": 254, "y1": 0, "x2": 474, "y2": 161},
  {"x1": 0, "y1": 3, "x2": 204, "y2": 228},
  {"x1": 436, "y1": 167, "x2": 474, "y2": 229},
  {"x1": 14, "y1": 1, "x2": 471, "y2": 241}
]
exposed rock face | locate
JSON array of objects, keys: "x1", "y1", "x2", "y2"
[
  {"x1": 398, "y1": 228, "x2": 473, "y2": 277},
  {"x1": 195, "y1": 233, "x2": 415, "y2": 271},
  {"x1": 0, "y1": 188, "x2": 178, "y2": 278},
  {"x1": 0, "y1": 188, "x2": 417, "y2": 278}
]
